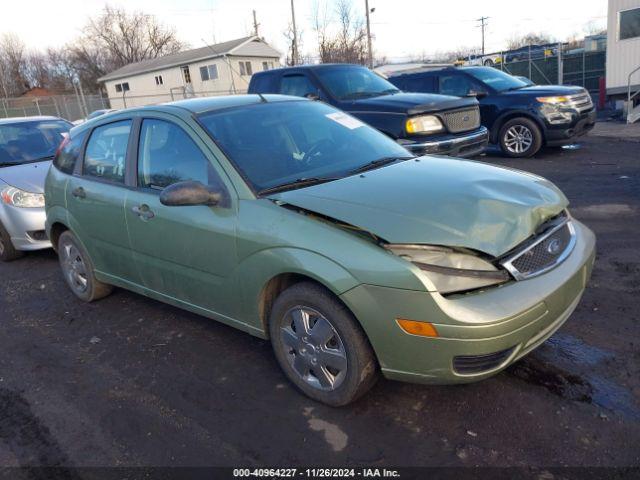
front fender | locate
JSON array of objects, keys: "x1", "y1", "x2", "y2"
[
  {"x1": 233, "y1": 247, "x2": 360, "y2": 335},
  {"x1": 490, "y1": 108, "x2": 544, "y2": 143}
]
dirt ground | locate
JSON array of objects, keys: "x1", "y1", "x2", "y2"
[{"x1": 0, "y1": 134, "x2": 639, "y2": 474}]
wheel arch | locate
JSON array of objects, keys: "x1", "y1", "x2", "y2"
[
  {"x1": 490, "y1": 110, "x2": 545, "y2": 144},
  {"x1": 48, "y1": 221, "x2": 69, "y2": 253}
]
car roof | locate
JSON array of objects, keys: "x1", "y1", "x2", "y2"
[
  {"x1": 254, "y1": 63, "x2": 363, "y2": 75},
  {"x1": 0, "y1": 116, "x2": 67, "y2": 125},
  {"x1": 159, "y1": 94, "x2": 305, "y2": 114}
]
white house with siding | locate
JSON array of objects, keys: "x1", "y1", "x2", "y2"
[
  {"x1": 606, "y1": 0, "x2": 640, "y2": 99},
  {"x1": 98, "y1": 36, "x2": 281, "y2": 109}
]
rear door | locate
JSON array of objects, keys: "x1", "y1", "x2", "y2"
[
  {"x1": 124, "y1": 114, "x2": 239, "y2": 318},
  {"x1": 66, "y1": 119, "x2": 140, "y2": 284}
]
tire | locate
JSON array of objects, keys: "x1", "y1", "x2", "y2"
[
  {"x1": 58, "y1": 231, "x2": 112, "y2": 302},
  {"x1": 498, "y1": 117, "x2": 543, "y2": 158},
  {"x1": 0, "y1": 221, "x2": 24, "y2": 262},
  {"x1": 269, "y1": 282, "x2": 378, "y2": 406},
  {"x1": 483, "y1": 59, "x2": 494, "y2": 67}
]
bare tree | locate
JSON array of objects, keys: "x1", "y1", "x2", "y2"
[
  {"x1": 283, "y1": 22, "x2": 303, "y2": 66},
  {"x1": 68, "y1": 5, "x2": 185, "y2": 91},
  {"x1": 313, "y1": 0, "x2": 367, "y2": 65},
  {"x1": 0, "y1": 34, "x2": 29, "y2": 96}
]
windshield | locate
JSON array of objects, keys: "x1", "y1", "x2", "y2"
[
  {"x1": 0, "y1": 120, "x2": 70, "y2": 166},
  {"x1": 314, "y1": 65, "x2": 400, "y2": 100},
  {"x1": 198, "y1": 100, "x2": 412, "y2": 193},
  {"x1": 465, "y1": 67, "x2": 528, "y2": 92}
]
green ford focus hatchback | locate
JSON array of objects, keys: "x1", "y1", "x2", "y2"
[{"x1": 45, "y1": 95, "x2": 596, "y2": 405}]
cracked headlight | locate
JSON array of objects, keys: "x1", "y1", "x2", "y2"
[
  {"x1": 385, "y1": 244, "x2": 510, "y2": 294},
  {"x1": 1, "y1": 186, "x2": 45, "y2": 208}
]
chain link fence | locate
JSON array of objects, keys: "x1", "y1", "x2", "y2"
[
  {"x1": 491, "y1": 45, "x2": 606, "y2": 94},
  {"x1": 107, "y1": 87, "x2": 248, "y2": 109},
  {"x1": 0, "y1": 94, "x2": 110, "y2": 122}
]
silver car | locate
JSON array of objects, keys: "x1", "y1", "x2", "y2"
[{"x1": 0, "y1": 116, "x2": 71, "y2": 261}]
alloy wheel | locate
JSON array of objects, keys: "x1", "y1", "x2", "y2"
[
  {"x1": 280, "y1": 306, "x2": 348, "y2": 391},
  {"x1": 504, "y1": 125, "x2": 533, "y2": 154},
  {"x1": 61, "y1": 241, "x2": 88, "y2": 293}
]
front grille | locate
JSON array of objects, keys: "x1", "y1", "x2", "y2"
[
  {"x1": 566, "y1": 92, "x2": 593, "y2": 112},
  {"x1": 501, "y1": 215, "x2": 576, "y2": 280},
  {"x1": 453, "y1": 347, "x2": 515, "y2": 374},
  {"x1": 441, "y1": 107, "x2": 480, "y2": 133}
]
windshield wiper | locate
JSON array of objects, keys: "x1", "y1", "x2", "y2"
[
  {"x1": 0, "y1": 155, "x2": 55, "y2": 167},
  {"x1": 348, "y1": 156, "x2": 414, "y2": 175},
  {"x1": 258, "y1": 177, "x2": 340, "y2": 195},
  {"x1": 341, "y1": 91, "x2": 384, "y2": 100}
]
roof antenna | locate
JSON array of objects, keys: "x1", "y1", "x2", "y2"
[{"x1": 256, "y1": 92, "x2": 268, "y2": 103}]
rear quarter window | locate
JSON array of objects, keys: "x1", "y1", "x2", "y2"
[
  {"x1": 249, "y1": 72, "x2": 277, "y2": 93},
  {"x1": 53, "y1": 131, "x2": 87, "y2": 174}
]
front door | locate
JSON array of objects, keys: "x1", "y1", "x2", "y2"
[
  {"x1": 124, "y1": 116, "x2": 238, "y2": 318},
  {"x1": 66, "y1": 119, "x2": 140, "y2": 284}
]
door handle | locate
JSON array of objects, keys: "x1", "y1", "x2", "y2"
[
  {"x1": 71, "y1": 187, "x2": 86, "y2": 199},
  {"x1": 132, "y1": 204, "x2": 155, "y2": 220}
]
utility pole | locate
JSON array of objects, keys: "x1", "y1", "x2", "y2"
[
  {"x1": 252, "y1": 10, "x2": 260, "y2": 37},
  {"x1": 365, "y1": 0, "x2": 374, "y2": 68},
  {"x1": 477, "y1": 16, "x2": 489, "y2": 55},
  {"x1": 290, "y1": 0, "x2": 299, "y2": 65}
]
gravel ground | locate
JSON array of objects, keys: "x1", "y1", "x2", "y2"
[{"x1": 0, "y1": 135, "x2": 638, "y2": 473}]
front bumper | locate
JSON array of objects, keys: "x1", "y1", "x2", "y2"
[
  {"x1": 0, "y1": 204, "x2": 51, "y2": 251},
  {"x1": 399, "y1": 126, "x2": 489, "y2": 158},
  {"x1": 340, "y1": 219, "x2": 596, "y2": 384},
  {"x1": 544, "y1": 109, "x2": 596, "y2": 146}
]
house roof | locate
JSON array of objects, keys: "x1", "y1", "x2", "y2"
[{"x1": 98, "y1": 36, "x2": 281, "y2": 83}]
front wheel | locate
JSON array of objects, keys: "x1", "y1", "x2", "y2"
[
  {"x1": 498, "y1": 117, "x2": 543, "y2": 158},
  {"x1": 0, "y1": 221, "x2": 24, "y2": 262},
  {"x1": 269, "y1": 282, "x2": 378, "y2": 406}
]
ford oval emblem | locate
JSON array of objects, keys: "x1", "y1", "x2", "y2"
[
  {"x1": 546, "y1": 238, "x2": 562, "y2": 255},
  {"x1": 463, "y1": 115, "x2": 470, "y2": 122}
]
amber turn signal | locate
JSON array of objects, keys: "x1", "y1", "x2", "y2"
[{"x1": 396, "y1": 319, "x2": 439, "y2": 337}]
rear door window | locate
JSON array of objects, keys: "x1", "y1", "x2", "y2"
[
  {"x1": 137, "y1": 119, "x2": 218, "y2": 189},
  {"x1": 439, "y1": 74, "x2": 475, "y2": 97},
  {"x1": 83, "y1": 120, "x2": 132, "y2": 183},
  {"x1": 54, "y1": 131, "x2": 87, "y2": 174},
  {"x1": 403, "y1": 74, "x2": 437, "y2": 93},
  {"x1": 280, "y1": 74, "x2": 318, "y2": 97}
]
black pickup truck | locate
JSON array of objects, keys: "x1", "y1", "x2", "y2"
[{"x1": 248, "y1": 64, "x2": 489, "y2": 158}]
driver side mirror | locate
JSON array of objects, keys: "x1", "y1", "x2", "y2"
[
  {"x1": 160, "y1": 181, "x2": 225, "y2": 207},
  {"x1": 304, "y1": 91, "x2": 321, "y2": 101}
]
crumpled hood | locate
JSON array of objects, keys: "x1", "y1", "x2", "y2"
[
  {"x1": 0, "y1": 161, "x2": 51, "y2": 193},
  {"x1": 504, "y1": 85, "x2": 586, "y2": 97},
  {"x1": 269, "y1": 157, "x2": 568, "y2": 257}
]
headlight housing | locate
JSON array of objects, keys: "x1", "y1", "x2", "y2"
[
  {"x1": 406, "y1": 115, "x2": 444, "y2": 134},
  {"x1": 385, "y1": 244, "x2": 510, "y2": 294},
  {"x1": 1, "y1": 187, "x2": 45, "y2": 208},
  {"x1": 536, "y1": 96, "x2": 570, "y2": 105}
]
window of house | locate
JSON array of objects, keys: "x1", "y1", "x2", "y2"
[
  {"x1": 137, "y1": 119, "x2": 217, "y2": 189},
  {"x1": 155, "y1": 75, "x2": 163, "y2": 85},
  {"x1": 181, "y1": 65, "x2": 192, "y2": 83},
  {"x1": 239, "y1": 61, "x2": 253, "y2": 76},
  {"x1": 83, "y1": 120, "x2": 132, "y2": 183},
  {"x1": 199, "y1": 64, "x2": 219, "y2": 81},
  {"x1": 114, "y1": 83, "x2": 130, "y2": 93},
  {"x1": 620, "y1": 7, "x2": 640, "y2": 40}
]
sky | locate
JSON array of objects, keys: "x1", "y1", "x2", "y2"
[{"x1": 0, "y1": 0, "x2": 608, "y2": 62}]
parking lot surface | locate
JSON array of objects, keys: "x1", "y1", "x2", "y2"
[{"x1": 0, "y1": 134, "x2": 639, "y2": 470}]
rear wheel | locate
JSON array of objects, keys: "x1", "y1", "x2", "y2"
[
  {"x1": 0, "y1": 222, "x2": 24, "y2": 262},
  {"x1": 58, "y1": 231, "x2": 112, "y2": 302},
  {"x1": 498, "y1": 117, "x2": 543, "y2": 158},
  {"x1": 269, "y1": 282, "x2": 378, "y2": 406}
]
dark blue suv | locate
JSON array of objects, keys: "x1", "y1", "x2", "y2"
[
  {"x1": 249, "y1": 64, "x2": 489, "y2": 158},
  {"x1": 388, "y1": 67, "x2": 596, "y2": 157}
]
